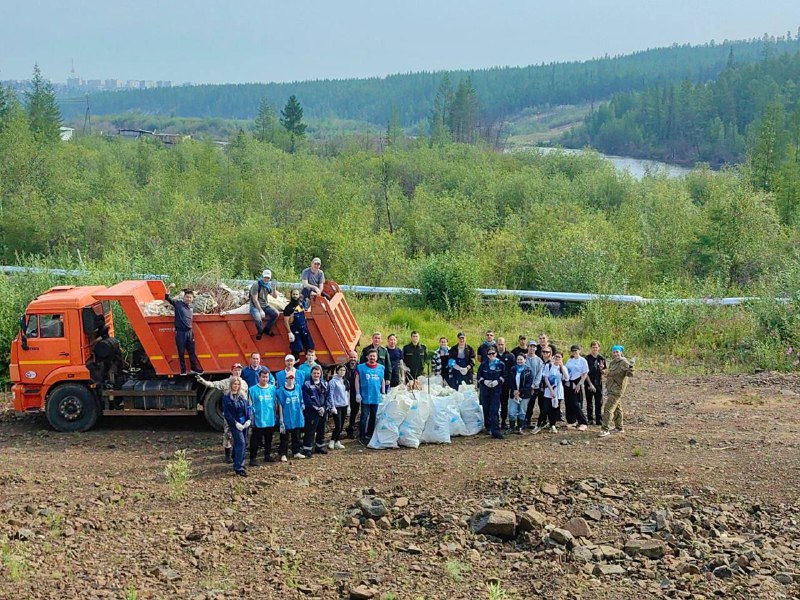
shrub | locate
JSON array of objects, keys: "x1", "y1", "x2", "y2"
[{"x1": 415, "y1": 252, "x2": 478, "y2": 315}]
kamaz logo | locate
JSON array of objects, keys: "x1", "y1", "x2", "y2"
[{"x1": 158, "y1": 327, "x2": 175, "y2": 332}]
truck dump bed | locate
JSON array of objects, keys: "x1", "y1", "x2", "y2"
[{"x1": 93, "y1": 280, "x2": 360, "y2": 374}]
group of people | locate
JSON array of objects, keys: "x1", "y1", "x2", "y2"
[
  {"x1": 430, "y1": 331, "x2": 634, "y2": 441},
  {"x1": 163, "y1": 261, "x2": 635, "y2": 477},
  {"x1": 165, "y1": 258, "x2": 328, "y2": 375},
  {"x1": 196, "y1": 328, "x2": 633, "y2": 477}
]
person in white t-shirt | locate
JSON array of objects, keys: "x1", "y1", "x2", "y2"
[
  {"x1": 542, "y1": 352, "x2": 569, "y2": 433},
  {"x1": 565, "y1": 344, "x2": 590, "y2": 431}
]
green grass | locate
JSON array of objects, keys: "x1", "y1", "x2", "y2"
[
  {"x1": 125, "y1": 584, "x2": 138, "y2": 600},
  {"x1": 163, "y1": 449, "x2": 191, "y2": 500},
  {"x1": 632, "y1": 447, "x2": 643, "y2": 457},
  {"x1": 445, "y1": 560, "x2": 468, "y2": 583},
  {"x1": 1, "y1": 542, "x2": 27, "y2": 582},
  {"x1": 487, "y1": 581, "x2": 512, "y2": 600},
  {"x1": 282, "y1": 555, "x2": 300, "y2": 589}
]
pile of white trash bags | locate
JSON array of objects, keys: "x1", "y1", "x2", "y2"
[{"x1": 368, "y1": 378, "x2": 485, "y2": 450}]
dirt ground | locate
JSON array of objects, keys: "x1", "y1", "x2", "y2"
[{"x1": 0, "y1": 371, "x2": 798, "y2": 600}]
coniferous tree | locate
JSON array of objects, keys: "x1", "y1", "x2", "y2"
[
  {"x1": 450, "y1": 77, "x2": 480, "y2": 143},
  {"x1": 280, "y1": 95, "x2": 307, "y2": 153},
  {"x1": 254, "y1": 97, "x2": 277, "y2": 143},
  {"x1": 386, "y1": 106, "x2": 402, "y2": 147},
  {"x1": 429, "y1": 75, "x2": 453, "y2": 146},
  {"x1": 25, "y1": 64, "x2": 61, "y2": 143}
]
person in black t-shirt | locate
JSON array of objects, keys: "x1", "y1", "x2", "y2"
[{"x1": 585, "y1": 340, "x2": 607, "y2": 425}]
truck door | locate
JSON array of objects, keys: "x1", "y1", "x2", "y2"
[{"x1": 19, "y1": 313, "x2": 72, "y2": 385}]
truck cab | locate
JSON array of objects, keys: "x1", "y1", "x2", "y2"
[{"x1": 11, "y1": 286, "x2": 113, "y2": 430}]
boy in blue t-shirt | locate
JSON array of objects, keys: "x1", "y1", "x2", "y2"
[
  {"x1": 277, "y1": 369, "x2": 305, "y2": 461},
  {"x1": 355, "y1": 349, "x2": 386, "y2": 446},
  {"x1": 249, "y1": 370, "x2": 278, "y2": 465}
]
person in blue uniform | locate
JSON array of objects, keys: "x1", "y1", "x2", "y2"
[
  {"x1": 283, "y1": 289, "x2": 314, "y2": 359},
  {"x1": 477, "y1": 348, "x2": 505, "y2": 439},
  {"x1": 165, "y1": 286, "x2": 203, "y2": 375},
  {"x1": 301, "y1": 365, "x2": 330, "y2": 457},
  {"x1": 222, "y1": 378, "x2": 252, "y2": 476}
]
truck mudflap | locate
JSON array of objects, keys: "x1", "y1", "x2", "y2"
[{"x1": 11, "y1": 384, "x2": 44, "y2": 412}]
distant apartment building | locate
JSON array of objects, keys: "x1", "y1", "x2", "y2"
[
  {"x1": 105, "y1": 78, "x2": 122, "y2": 90},
  {"x1": 156, "y1": 80, "x2": 173, "y2": 88},
  {"x1": 142, "y1": 80, "x2": 156, "y2": 89},
  {"x1": 66, "y1": 76, "x2": 83, "y2": 89},
  {"x1": 126, "y1": 80, "x2": 140, "y2": 89}
]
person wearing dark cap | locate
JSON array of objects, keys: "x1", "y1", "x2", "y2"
[
  {"x1": 196, "y1": 364, "x2": 249, "y2": 464},
  {"x1": 165, "y1": 285, "x2": 203, "y2": 375},
  {"x1": 511, "y1": 335, "x2": 528, "y2": 360},
  {"x1": 447, "y1": 332, "x2": 476, "y2": 389},
  {"x1": 477, "y1": 346, "x2": 505, "y2": 439}
]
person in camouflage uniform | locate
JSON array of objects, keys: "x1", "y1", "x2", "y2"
[{"x1": 598, "y1": 345, "x2": 634, "y2": 437}]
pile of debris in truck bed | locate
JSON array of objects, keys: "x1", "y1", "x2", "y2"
[{"x1": 139, "y1": 282, "x2": 289, "y2": 316}]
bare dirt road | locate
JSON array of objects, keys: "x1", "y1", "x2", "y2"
[{"x1": 1, "y1": 371, "x2": 798, "y2": 599}]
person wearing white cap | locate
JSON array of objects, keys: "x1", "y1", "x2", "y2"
[
  {"x1": 276, "y1": 354, "x2": 306, "y2": 389},
  {"x1": 249, "y1": 269, "x2": 279, "y2": 340}
]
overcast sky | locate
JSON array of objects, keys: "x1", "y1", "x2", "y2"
[{"x1": 2, "y1": 1, "x2": 797, "y2": 83}]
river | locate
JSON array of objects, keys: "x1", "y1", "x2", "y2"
[{"x1": 526, "y1": 146, "x2": 692, "y2": 179}]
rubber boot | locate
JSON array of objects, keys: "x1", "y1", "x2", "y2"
[{"x1": 224, "y1": 447, "x2": 232, "y2": 464}]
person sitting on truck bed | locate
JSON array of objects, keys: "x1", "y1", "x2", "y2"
[
  {"x1": 283, "y1": 289, "x2": 314, "y2": 359},
  {"x1": 250, "y1": 270, "x2": 279, "y2": 340},
  {"x1": 301, "y1": 257, "x2": 326, "y2": 301},
  {"x1": 165, "y1": 286, "x2": 204, "y2": 375},
  {"x1": 197, "y1": 364, "x2": 248, "y2": 464}
]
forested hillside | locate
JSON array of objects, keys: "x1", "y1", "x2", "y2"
[
  {"x1": 564, "y1": 48, "x2": 800, "y2": 166},
  {"x1": 60, "y1": 36, "x2": 800, "y2": 127}
]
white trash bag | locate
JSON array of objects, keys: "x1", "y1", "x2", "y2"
[
  {"x1": 459, "y1": 387, "x2": 484, "y2": 436},
  {"x1": 421, "y1": 395, "x2": 452, "y2": 444},
  {"x1": 398, "y1": 393, "x2": 432, "y2": 448},
  {"x1": 368, "y1": 395, "x2": 412, "y2": 449},
  {"x1": 445, "y1": 391, "x2": 468, "y2": 436}
]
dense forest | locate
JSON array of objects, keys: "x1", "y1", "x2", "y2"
[
  {"x1": 2, "y1": 79, "x2": 800, "y2": 373},
  {"x1": 59, "y1": 36, "x2": 800, "y2": 129},
  {"x1": 564, "y1": 48, "x2": 800, "y2": 167}
]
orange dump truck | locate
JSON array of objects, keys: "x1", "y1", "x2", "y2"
[{"x1": 10, "y1": 279, "x2": 360, "y2": 432}]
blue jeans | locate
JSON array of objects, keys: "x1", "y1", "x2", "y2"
[
  {"x1": 359, "y1": 403, "x2": 378, "y2": 440},
  {"x1": 230, "y1": 426, "x2": 246, "y2": 472},
  {"x1": 507, "y1": 396, "x2": 529, "y2": 422},
  {"x1": 250, "y1": 304, "x2": 278, "y2": 334}
]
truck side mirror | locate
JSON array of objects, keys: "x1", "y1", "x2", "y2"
[{"x1": 19, "y1": 315, "x2": 29, "y2": 351}]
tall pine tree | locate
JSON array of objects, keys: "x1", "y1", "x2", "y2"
[
  {"x1": 429, "y1": 75, "x2": 453, "y2": 146},
  {"x1": 280, "y1": 95, "x2": 307, "y2": 153},
  {"x1": 25, "y1": 64, "x2": 61, "y2": 143},
  {"x1": 254, "y1": 97, "x2": 277, "y2": 143}
]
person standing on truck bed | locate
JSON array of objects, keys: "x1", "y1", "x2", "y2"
[
  {"x1": 283, "y1": 288, "x2": 314, "y2": 359},
  {"x1": 250, "y1": 270, "x2": 279, "y2": 340},
  {"x1": 301, "y1": 257, "x2": 326, "y2": 301},
  {"x1": 197, "y1": 364, "x2": 248, "y2": 464},
  {"x1": 165, "y1": 286, "x2": 203, "y2": 375}
]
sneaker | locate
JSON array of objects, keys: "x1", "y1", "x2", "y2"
[
  {"x1": 566, "y1": 423, "x2": 577, "y2": 429},
  {"x1": 255, "y1": 333, "x2": 263, "y2": 341},
  {"x1": 180, "y1": 370, "x2": 187, "y2": 376},
  {"x1": 531, "y1": 426, "x2": 541, "y2": 435},
  {"x1": 235, "y1": 469, "x2": 247, "y2": 477},
  {"x1": 550, "y1": 426, "x2": 558, "y2": 433},
  {"x1": 280, "y1": 455, "x2": 288, "y2": 462},
  {"x1": 334, "y1": 441, "x2": 345, "y2": 450},
  {"x1": 577, "y1": 424, "x2": 588, "y2": 432},
  {"x1": 328, "y1": 440, "x2": 335, "y2": 451},
  {"x1": 611, "y1": 428, "x2": 625, "y2": 434},
  {"x1": 293, "y1": 452, "x2": 307, "y2": 459},
  {"x1": 315, "y1": 447, "x2": 328, "y2": 455},
  {"x1": 358, "y1": 437, "x2": 368, "y2": 447},
  {"x1": 598, "y1": 430, "x2": 610, "y2": 438}
]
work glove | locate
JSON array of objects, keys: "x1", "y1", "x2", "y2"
[
  {"x1": 279, "y1": 420, "x2": 286, "y2": 434},
  {"x1": 331, "y1": 407, "x2": 338, "y2": 415},
  {"x1": 317, "y1": 407, "x2": 325, "y2": 416},
  {"x1": 243, "y1": 420, "x2": 251, "y2": 429},
  {"x1": 235, "y1": 422, "x2": 245, "y2": 431},
  {"x1": 356, "y1": 393, "x2": 362, "y2": 404},
  {"x1": 288, "y1": 332, "x2": 295, "y2": 343}
]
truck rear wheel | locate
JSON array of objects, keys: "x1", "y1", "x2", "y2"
[
  {"x1": 46, "y1": 384, "x2": 99, "y2": 432},
  {"x1": 202, "y1": 388, "x2": 224, "y2": 432}
]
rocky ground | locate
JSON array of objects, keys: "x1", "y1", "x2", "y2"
[{"x1": 0, "y1": 371, "x2": 798, "y2": 599}]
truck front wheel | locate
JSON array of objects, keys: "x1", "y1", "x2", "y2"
[
  {"x1": 202, "y1": 388, "x2": 224, "y2": 432},
  {"x1": 46, "y1": 384, "x2": 99, "y2": 432}
]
